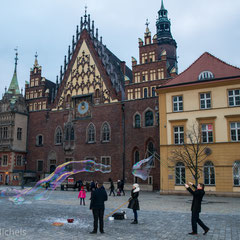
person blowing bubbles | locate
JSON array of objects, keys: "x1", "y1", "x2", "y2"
[{"x1": 185, "y1": 182, "x2": 210, "y2": 236}]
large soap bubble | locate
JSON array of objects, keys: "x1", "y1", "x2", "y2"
[
  {"x1": 132, "y1": 156, "x2": 154, "y2": 180},
  {"x1": 1, "y1": 160, "x2": 111, "y2": 204}
]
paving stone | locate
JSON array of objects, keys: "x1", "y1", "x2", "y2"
[{"x1": 0, "y1": 187, "x2": 239, "y2": 240}]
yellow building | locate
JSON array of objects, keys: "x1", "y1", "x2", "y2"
[{"x1": 156, "y1": 52, "x2": 240, "y2": 195}]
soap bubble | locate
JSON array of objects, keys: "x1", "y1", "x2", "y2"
[
  {"x1": 1, "y1": 160, "x2": 111, "y2": 204},
  {"x1": 132, "y1": 156, "x2": 154, "y2": 180}
]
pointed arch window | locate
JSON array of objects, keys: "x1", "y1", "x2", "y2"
[
  {"x1": 145, "y1": 110, "x2": 154, "y2": 127},
  {"x1": 204, "y1": 161, "x2": 215, "y2": 185},
  {"x1": 70, "y1": 127, "x2": 75, "y2": 141},
  {"x1": 65, "y1": 127, "x2": 70, "y2": 141},
  {"x1": 175, "y1": 162, "x2": 185, "y2": 185},
  {"x1": 87, "y1": 123, "x2": 96, "y2": 143},
  {"x1": 101, "y1": 122, "x2": 110, "y2": 142},
  {"x1": 134, "y1": 150, "x2": 140, "y2": 164},
  {"x1": 36, "y1": 134, "x2": 43, "y2": 146},
  {"x1": 55, "y1": 127, "x2": 63, "y2": 145},
  {"x1": 147, "y1": 141, "x2": 155, "y2": 157},
  {"x1": 147, "y1": 141, "x2": 155, "y2": 167},
  {"x1": 134, "y1": 114, "x2": 141, "y2": 128}
]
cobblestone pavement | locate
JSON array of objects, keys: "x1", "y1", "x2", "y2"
[{"x1": 0, "y1": 187, "x2": 240, "y2": 240}]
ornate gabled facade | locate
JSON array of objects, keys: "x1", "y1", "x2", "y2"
[
  {"x1": 24, "y1": 9, "x2": 134, "y2": 186},
  {"x1": 0, "y1": 51, "x2": 28, "y2": 185}
]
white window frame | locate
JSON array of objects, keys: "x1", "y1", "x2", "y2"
[
  {"x1": 175, "y1": 162, "x2": 185, "y2": 185},
  {"x1": 173, "y1": 96, "x2": 183, "y2": 112},
  {"x1": 200, "y1": 93, "x2": 211, "y2": 109},
  {"x1": 201, "y1": 124, "x2": 213, "y2": 143},
  {"x1": 230, "y1": 122, "x2": 240, "y2": 142},
  {"x1": 204, "y1": 161, "x2": 215, "y2": 185},
  {"x1": 174, "y1": 126, "x2": 184, "y2": 145},
  {"x1": 228, "y1": 89, "x2": 240, "y2": 107}
]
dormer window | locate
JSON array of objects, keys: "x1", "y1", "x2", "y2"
[{"x1": 198, "y1": 71, "x2": 214, "y2": 80}]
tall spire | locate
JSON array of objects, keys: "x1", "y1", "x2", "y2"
[
  {"x1": 156, "y1": 0, "x2": 172, "y2": 40},
  {"x1": 8, "y1": 48, "x2": 20, "y2": 95},
  {"x1": 161, "y1": 0, "x2": 165, "y2": 10}
]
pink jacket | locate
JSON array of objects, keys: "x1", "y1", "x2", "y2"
[{"x1": 78, "y1": 190, "x2": 86, "y2": 199}]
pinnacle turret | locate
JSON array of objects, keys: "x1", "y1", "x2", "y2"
[{"x1": 7, "y1": 49, "x2": 20, "y2": 95}]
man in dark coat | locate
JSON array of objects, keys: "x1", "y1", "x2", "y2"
[
  {"x1": 128, "y1": 183, "x2": 140, "y2": 224},
  {"x1": 109, "y1": 178, "x2": 115, "y2": 196},
  {"x1": 90, "y1": 182, "x2": 108, "y2": 234},
  {"x1": 185, "y1": 182, "x2": 209, "y2": 235}
]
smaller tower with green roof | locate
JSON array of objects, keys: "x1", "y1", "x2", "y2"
[{"x1": 7, "y1": 49, "x2": 21, "y2": 95}]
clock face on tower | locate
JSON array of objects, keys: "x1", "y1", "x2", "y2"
[{"x1": 78, "y1": 101, "x2": 89, "y2": 115}]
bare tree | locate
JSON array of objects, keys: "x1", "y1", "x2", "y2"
[{"x1": 169, "y1": 123, "x2": 211, "y2": 185}]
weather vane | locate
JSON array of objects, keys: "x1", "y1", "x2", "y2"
[{"x1": 145, "y1": 19, "x2": 150, "y2": 28}]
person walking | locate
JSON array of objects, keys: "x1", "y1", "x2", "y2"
[
  {"x1": 90, "y1": 182, "x2": 108, "y2": 234},
  {"x1": 109, "y1": 178, "x2": 115, "y2": 196},
  {"x1": 90, "y1": 180, "x2": 96, "y2": 192},
  {"x1": 120, "y1": 179, "x2": 125, "y2": 196},
  {"x1": 117, "y1": 180, "x2": 121, "y2": 196},
  {"x1": 185, "y1": 182, "x2": 210, "y2": 235},
  {"x1": 78, "y1": 186, "x2": 86, "y2": 206},
  {"x1": 128, "y1": 183, "x2": 140, "y2": 224}
]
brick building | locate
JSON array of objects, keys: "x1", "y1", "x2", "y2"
[{"x1": 1, "y1": 1, "x2": 177, "y2": 190}]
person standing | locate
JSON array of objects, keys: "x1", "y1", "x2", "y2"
[
  {"x1": 185, "y1": 182, "x2": 209, "y2": 235},
  {"x1": 120, "y1": 179, "x2": 125, "y2": 196},
  {"x1": 109, "y1": 178, "x2": 115, "y2": 196},
  {"x1": 90, "y1": 182, "x2": 108, "y2": 234},
  {"x1": 128, "y1": 183, "x2": 140, "y2": 224},
  {"x1": 78, "y1": 186, "x2": 86, "y2": 206},
  {"x1": 90, "y1": 180, "x2": 96, "y2": 192}
]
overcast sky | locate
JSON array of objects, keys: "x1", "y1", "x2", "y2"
[{"x1": 0, "y1": 0, "x2": 240, "y2": 97}]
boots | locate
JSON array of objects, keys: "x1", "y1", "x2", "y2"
[{"x1": 131, "y1": 220, "x2": 138, "y2": 224}]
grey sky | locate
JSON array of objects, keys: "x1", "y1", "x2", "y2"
[{"x1": 0, "y1": 0, "x2": 240, "y2": 97}]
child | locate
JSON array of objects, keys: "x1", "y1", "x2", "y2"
[{"x1": 78, "y1": 186, "x2": 86, "y2": 205}]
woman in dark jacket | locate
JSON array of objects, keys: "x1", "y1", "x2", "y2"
[{"x1": 128, "y1": 183, "x2": 140, "y2": 224}]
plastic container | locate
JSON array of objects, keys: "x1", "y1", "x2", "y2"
[{"x1": 67, "y1": 219, "x2": 74, "y2": 223}]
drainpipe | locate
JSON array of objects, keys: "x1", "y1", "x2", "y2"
[{"x1": 121, "y1": 102, "x2": 125, "y2": 182}]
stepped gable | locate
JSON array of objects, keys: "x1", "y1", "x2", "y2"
[
  {"x1": 164, "y1": 52, "x2": 240, "y2": 86},
  {"x1": 54, "y1": 11, "x2": 132, "y2": 107}
]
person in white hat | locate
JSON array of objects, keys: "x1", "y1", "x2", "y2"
[{"x1": 127, "y1": 183, "x2": 140, "y2": 224}]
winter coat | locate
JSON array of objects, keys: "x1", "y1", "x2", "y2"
[
  {"x1": 78, "y1": 190, "x2": 86, "y2": 199},
  {"x1": 90, "y1": 186, "x2": 108, "y2": 210},
  {"x1": 128, "y1": 190, "x2": 140, "y2": 210},
  {"x1": 187, "y1": 185, "x2": 205, "y2": 213},
  {"x1": 110, "y1": 181, "x2": 115, "y2": 190},
  {"x1": 117, "y1": 181, "x2": 121, "y2": 189}
]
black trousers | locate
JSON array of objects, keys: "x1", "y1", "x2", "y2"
[
  {"x1": 191, "y1": 211, "x2": 208, "y2": 233},
  {"x1": 109, "y1": 189, "x2": 115, "y2": 196},
  {"x1": 80, "y1": 198, "x2": 85, "y2": 205},
  {"x1": 92, "y1": 209, "x2": 104, "y2": 232}
]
